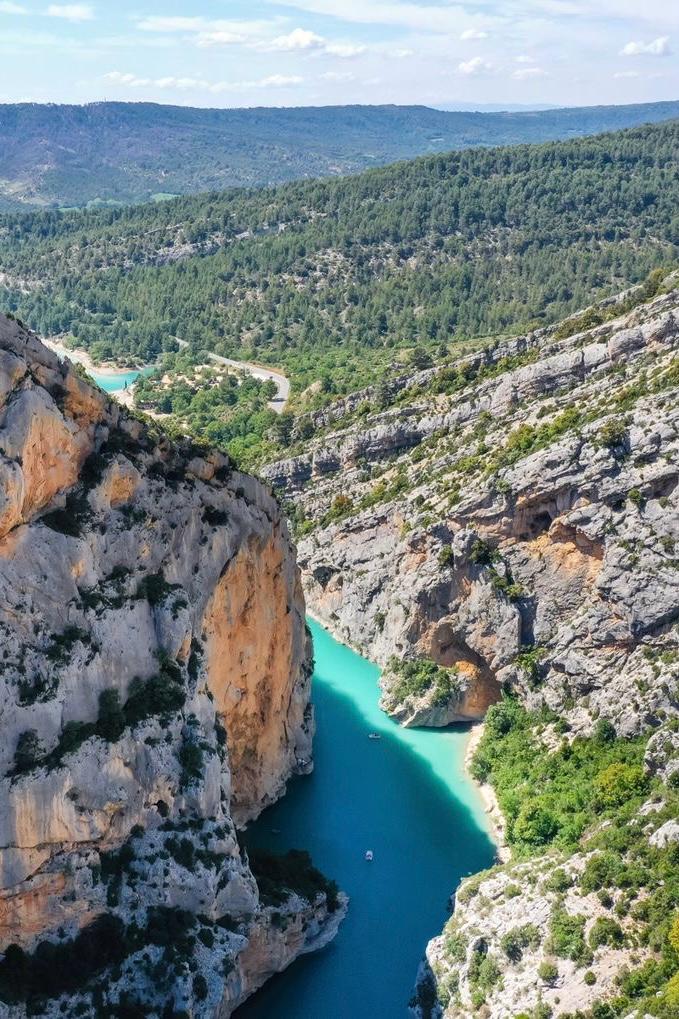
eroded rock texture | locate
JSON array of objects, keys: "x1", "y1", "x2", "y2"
[
  {"x1": 265, "y1": 277, "x2": 679, "y2": 1018},
  {"x1": 268, "y1": 281, "x2": 679, "y2": 734},
  {"x1": 0, "y1": 316, "x2": 342, "y2": 1018}
]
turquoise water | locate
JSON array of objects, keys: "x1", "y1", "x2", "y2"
[
  {"x1": 88, "y1": 368, "x2": 142, "y2": 393},
  {"x1": 236, "y1": 620, "x2": 496, "y2": 1019}
]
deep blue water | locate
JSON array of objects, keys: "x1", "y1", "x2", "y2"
[{"x1": 236, "y1": 620, "x2": 495, "y2": 1019}]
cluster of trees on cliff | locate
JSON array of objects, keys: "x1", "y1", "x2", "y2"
[
  {"x1": 133, "y1": 349, "x2": 279, "y2": 468},
  {"x1": 0, "y1": 120, "x2": 677, "y2": 399}
]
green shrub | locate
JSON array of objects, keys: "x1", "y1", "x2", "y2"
[
  {"x1": 584, "y1": 970, "x2": 597, "y2": 985},
  {"x1": 545, "y1": 869, "x2": 573, "y2": 893},
  {"x1": 97, "y1": 689, "x2": 125, "y2": 742},
  {"x1": 136, "y1": 573, "x2": 178, "y2": 606},
  {"x1": 388, "y1": 657, "x2": 460, "y2": 708},
  {"x1": 501, "y1": 924, "x2": 541, "y2": 962},
  {"x1": 166, "y1": 837, "x2": 196, "y2": 871},
  {"x1": 468, "y1": 949, "x2": 502, "y2": 997},
  {"x1": 588, "y1": 917, "x2": 624, "y2": 949},
  {"x1": 594, "y1": 719, "x2": 616, "y2": 744},
  {"x1": 514, "y1": 646, "x2": 545, "y2": 687},
  {"x1": 513, "y1": 802, "x2": 559, "y2": 847},
  {"x1": 580, "y1": 852, "x2": 621, "y2": 894},
  {"x1": 58, "y1": 721, "x2": 93, "y2": 757},
  {"x1": 598, "y1": 418, "x2": 628, "y2": 451},
  {"x1": 548, "y1": 909, "x2": 590, "y2": 964},
  {"x1": 13, "y1": 730, "x2": 44, "y2": 774},
  {"x1": 470, "y1": 538, "x2": 496, "y2": 566},
  {"x1": 179, "y1": 741, "x2": 204, "y2": 789},
  {"x1": 193, "y1": 973, "x2": 208, "y2": 1002},
  {"x1": 0, "y1": 914, "x2": 127, "y2": 1005},
  {"x1": 593, "y1": 763, "x2": 647, "y2": 808},
  {"x1": 40, "y1": 507, "x2": 83, "y2": 538},
  {"x1": 443, "y1": 930, "x2": 467, "y2": 962},
  {"x1": 249, "y1": 849, "x2": 340, "y2": 912},
  {"x1": 537, "y1": 959, "x2": 558, "y2": 985},
  {"x1": 124, "y1": 669, "x2": 185, "y2": 726},
  {"x1": 438, "y1": 545, "x2": 455, "y2": 569}
]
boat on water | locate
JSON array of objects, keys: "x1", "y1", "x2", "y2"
[
  {"x1": 365, "y1": 850, "x2": 374, "y2": 862},
  {"x1": 368, "y1": 732, "x2": 381, "y2": 740}
]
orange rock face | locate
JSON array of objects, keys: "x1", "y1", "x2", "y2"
[{"x1": 203, "y1": 529, "x2": 311, "y2": 824}]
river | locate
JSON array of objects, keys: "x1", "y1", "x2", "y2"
[{"x1": 236, "y1": 620, "x2": 496, "y2": 1019}]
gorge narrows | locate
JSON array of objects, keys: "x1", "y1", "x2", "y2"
[{"x1": 236, "y1": 620, "x2": 496, "y2": 1019}]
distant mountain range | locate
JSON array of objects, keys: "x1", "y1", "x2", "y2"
[{"x1": 1, "y1": 99, "x2": 679, "y2": 210}]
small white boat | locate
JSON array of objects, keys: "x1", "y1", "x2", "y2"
[
  {"x1": 368, "y1": 732, "x2": 382, "y2": 741},
  {"x1": 365, "y1": 850, "x2": 374, "y2": 862}
]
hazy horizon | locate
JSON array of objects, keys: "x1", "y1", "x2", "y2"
[{"x1": 0, "y1": 1, "x2": 676, "y2": 111}]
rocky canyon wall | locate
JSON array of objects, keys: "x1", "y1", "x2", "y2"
[{"x1": 0, "y1": 316, "x2": 343, "y2": 1018}]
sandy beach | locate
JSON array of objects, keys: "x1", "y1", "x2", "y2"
[
  {"x1": 43, "y1": 336, "x2": 143, "y2": 378},
  {"x1": 465, "y1": 723, "x2": 510, "y2": 861}
]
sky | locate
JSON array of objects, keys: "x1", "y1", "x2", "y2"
[{"x1": 0, "y1": 0, "x2": 677, "y2": 110}]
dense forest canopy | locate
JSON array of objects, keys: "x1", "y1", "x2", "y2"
[
  {"x1": 2, "y1": 99, "x2": 679, "y2": 209},
  {"x1": 0, "y1": 119, "x2": 678, "y2": 401}
]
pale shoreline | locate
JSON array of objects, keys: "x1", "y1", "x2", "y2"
[
  {"x1": 43, "y1": 336, "x2": 145, "y2": 378},
  {"x1": 465, "y1": 723, "x2": 510, "y2": 862},
  {"x1": 305, "y1": 609, "x2": 509, "y2": 860}
]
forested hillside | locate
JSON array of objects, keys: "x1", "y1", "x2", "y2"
[
  {"x1": 2, "y1": 99, "x2": 679, "y2": 209},
  {"x1": 1, "y1": 120, "x2": 677, "y2": 410}
]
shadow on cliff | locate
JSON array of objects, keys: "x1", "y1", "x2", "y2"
[{"x1": 235, "y1": 627, "x2": 496, "y2": 1019}]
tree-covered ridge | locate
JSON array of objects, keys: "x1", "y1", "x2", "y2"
[
  {"x1": 0, "y1": 120, "x2": 678, "y2": 401},
  {"x1": 2, "y1": 99, "x2": 679, "y2": 210}
]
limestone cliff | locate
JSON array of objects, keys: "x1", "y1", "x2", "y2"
[
  {"x1": 0, "y1": 315, "x2": 344, "y2": 1017},
  {"x1": 267, "y1": 276, "x2": 679, "y2": 736},
  {"x1": 265, "y1": 274, "x2": 679, "y2": 1016}
]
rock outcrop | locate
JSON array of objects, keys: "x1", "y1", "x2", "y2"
[
  {"x1": 0, "y1": 316, "x2": 344, "y2": 1017},
  {"x1": 269, "y1": 280, "x2": 679, "y2": 736},
  {"x1": 265, "y1": 276, "x2": 679, "y2": 1016}
]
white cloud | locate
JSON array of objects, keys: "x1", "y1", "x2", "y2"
[
  {"x1": 613, "y1": 70, "x2": 640, "y2": 78},
  {"x1": 195, "y1": 31, "x2": 247, "y2": 48},
  {"x1": 512, "y1": 65, "x2": 547, "y2": 79},
  {"x1": 460, "y1": 29, "x2": 488, "y2": 40},
  {"x1": 269, "y1": 0, "x2": 490, "y2": 34},
  {"x1": 324, "y1": 41, "x2": 365, "y2": 56},
  {"x1": 134, "y1": 14, "x2": 363, "y2": 58},
  {"x1": 0, "y1": 2, "x2": 27, "y2": 13},
  {"x1": 259, "y1": 74, "x2": 304, "y2": 86},
  {"x1": 258, "y1": 28, "x2": 365, "y2": 57},
  {"x1": 516, "y1": 54, "x2": 535, "y2": 63},
  {"x1": 103, "y1": 70, "x2": 149, "y2": 86},
  {"x1": 265, "y1": 27, "x2": 325, "y2": 50},
  {"x1": 46, "y1": 3, "x2": 93, "y2": 21},
  {"x1": 102, "y1": 70, "x2": 304, "y2": 94},
  {"x1": 458, "y1": 56, "x2": 494, "y2": 76},
  {"x1": 620, "y1": 36, "x2": 671, "y2": 56},
  {"x1": 136, "y1": 17, "x2": 209, "y2": 33},
  {"x1": 320, "y1": 69, "x2": 355, "y2": 80},
  {"x1": 135, "y1": 17, "x2": 274, "y2": 45},
  {"x1": 390, "y1": 47, "x2": 413, "y2": 58}
]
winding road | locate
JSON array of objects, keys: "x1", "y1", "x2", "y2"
[{"x1": 175, "y1": 338, "x2": 289, "y2": 414}]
